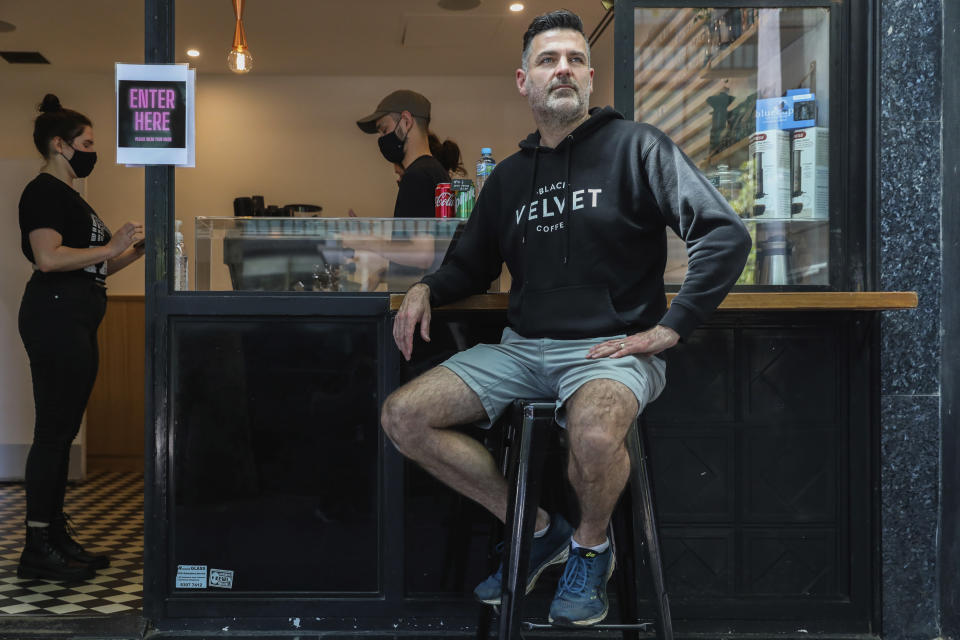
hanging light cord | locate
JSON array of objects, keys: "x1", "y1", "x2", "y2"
[{"x1": 588, "y1": 5, "x2": 614, "y2": 48}]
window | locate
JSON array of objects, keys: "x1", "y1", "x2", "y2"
[{"x1": 635, "y1": 7, "x2": 831, "y2": 286}]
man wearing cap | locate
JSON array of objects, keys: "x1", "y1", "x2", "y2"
[{"x1": 357, "y1": 90, "x2": 451, "y2": 219}]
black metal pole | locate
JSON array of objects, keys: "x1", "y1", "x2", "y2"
[
  {"x1": 142, "y1": 0, "x2": 174, "y2": 624},
  {"x1": 613, "y1": 1, "x2": 633, "y2": 121},
  {"x1": 940, "y1": 0, "x2": 960, "y2": 633}
]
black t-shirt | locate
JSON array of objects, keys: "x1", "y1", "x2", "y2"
[
  {"x1": 393, "y1": 155, "x2": 450, "y2": 218},
  {"x1": 386, "y1": 155, "x2": 450, "y2": 286},
  {"x1": 19, "y1": 173, "x2": 111, "y2": 284}
]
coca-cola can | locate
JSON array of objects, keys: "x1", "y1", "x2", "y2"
[{"x1": 435, "y1": 183, "x2": 454, "y2": 218}]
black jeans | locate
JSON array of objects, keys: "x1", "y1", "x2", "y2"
[{"x1": 18, "y1": 273, "x2": 106, "y2": 523}]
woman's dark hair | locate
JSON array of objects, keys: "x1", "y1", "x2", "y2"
[
  {"x1": 521, "y1": 10, "x2": 588, "y2": 71},
  {"x1": 32, "y1": 94, "x2": 92, "y2": 158},
  {"x1": 428, "y1": 132, "x2": 465, "y2": 177}
]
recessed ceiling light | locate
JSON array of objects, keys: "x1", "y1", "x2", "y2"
[
  {"x1": 186, "y1": 49, "x2": 200, "y2": 57},
  {"x1": 509, "y1": 3, "x2": 524, "y2": 12}
]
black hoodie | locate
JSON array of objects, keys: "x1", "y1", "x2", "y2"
[{"x1": 420, "y1": 107, "x2": 751, "y2": 340}]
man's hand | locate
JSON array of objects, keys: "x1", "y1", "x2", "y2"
[
  {"x1": 586, "y1": 325, "x2": 680, "y2": 360},
  {"x1": 393, "y1": 283, "x2": 432, "y2": 361}
]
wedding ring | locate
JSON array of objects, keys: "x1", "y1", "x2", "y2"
[{"x1": 619, "y1": 342, "x2": 626, "y2": 350}]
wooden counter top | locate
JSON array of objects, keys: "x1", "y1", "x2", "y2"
[{"x1": 389, "y1": 291, "x2": 918, "y2": 312}]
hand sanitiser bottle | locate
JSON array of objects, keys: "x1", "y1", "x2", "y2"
[{"x1": 174, "y1": 219, "x2": 188, "y2": 291}]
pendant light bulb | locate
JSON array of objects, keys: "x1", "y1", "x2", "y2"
[{"x1": 228, "y1": 0, "x2": 253, "y2": 74}]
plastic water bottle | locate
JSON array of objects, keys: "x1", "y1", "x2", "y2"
[
  {"x1": 174, "y1": 219, "x2": 189, "y2": 291},
  {"x1": 476, "y1": 147, "x2": 496, "y2": 194}
]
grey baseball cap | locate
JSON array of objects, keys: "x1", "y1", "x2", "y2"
[{"x1": 356, "y1": 90, "x2": 431, "y2": 134}]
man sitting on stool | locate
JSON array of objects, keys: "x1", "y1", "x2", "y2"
[{"x1": 382, "y1": 9, "x2": 751, "y2": 628}]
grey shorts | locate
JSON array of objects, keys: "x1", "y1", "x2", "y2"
[{"x1": 441, "y1": 327, "x2": 667, "y2": 428}]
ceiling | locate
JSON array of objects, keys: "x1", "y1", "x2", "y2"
[{"x1": 0, "y1": 0, "x2": 613, "y2": 76}]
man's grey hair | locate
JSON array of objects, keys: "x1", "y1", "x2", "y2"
[{"x1": 520, "y1": 9, "x2": 591, "y2": 72}]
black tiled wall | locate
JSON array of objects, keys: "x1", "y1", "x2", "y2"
[{"x1": 878, "y1": 1, "x2": 943, "y2": 638}]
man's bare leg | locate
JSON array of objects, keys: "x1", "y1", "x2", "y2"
[
  {"x1": 565, "y1": 378, "x2": 639, "y2": 546},
  {"x1": 381, "y1": 366, "x2": 550, "y2": 530}
]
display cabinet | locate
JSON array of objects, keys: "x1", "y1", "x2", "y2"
[{"x1": 194, "y1": 217, "x2": 470, "y2": 293}]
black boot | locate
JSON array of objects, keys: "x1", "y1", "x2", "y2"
[
  {"x1": 49, "y1": 513, "x2": 110, "y2": 570},
  {"x1": 18, "y1": 525, "x2": 96, "y2": 581}
]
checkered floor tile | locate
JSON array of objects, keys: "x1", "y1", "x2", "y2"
[{"x1": 0, "y1": 471, "x2": 143, "y2": 616}]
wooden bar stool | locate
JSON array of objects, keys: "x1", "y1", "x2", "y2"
[{"x1": 477, "y1": 399, "x2": 674, "y2": 640}]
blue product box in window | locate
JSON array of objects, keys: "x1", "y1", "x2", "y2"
[
  {"x1": 787, "y1": 89, "x2": 817, "y2": 128},
  {"x1": 755, "y1": 89, "x2": 817, "y2": 130}
]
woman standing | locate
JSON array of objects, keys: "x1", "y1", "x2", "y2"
[{"x1": 17, "y1": 94, "x2": 144, "y2": 581}]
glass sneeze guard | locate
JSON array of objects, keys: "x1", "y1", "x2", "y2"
[{"x1": 195, "y1": 217, "x2": 477, "y2": 293}]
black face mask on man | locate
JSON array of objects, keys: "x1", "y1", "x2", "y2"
[
  {"x1": 377, "y1": 117, "x2": 408, "y2": 165},
  {"x1": 60, "y1": 145, "x2": 98, "y2": 179}
]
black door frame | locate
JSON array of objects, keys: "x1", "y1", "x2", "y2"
[
  {"x1": 142, "y1": 0, "x2": 174, "y2": 623},
  {"x1": 939, "y1": 0, "x2": 959, "y2": 633}
]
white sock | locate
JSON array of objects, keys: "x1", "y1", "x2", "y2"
[{"x1": 571, "y1": 536, "x2": 610, "y2": 554}]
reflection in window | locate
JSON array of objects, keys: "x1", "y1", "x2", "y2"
[{"x1": 635, "y1": 8, "x2": 831, "y2": 286}]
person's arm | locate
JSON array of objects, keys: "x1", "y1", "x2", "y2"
[
  {"x1": 339, "y1": 233, "x2": 436, "y2": 269},
  {"x1": 106, "y1": 241, "x2": 146, "y2": 275},
  {"x1": 393, "y1": 182, "x2": 503, "y2": 358},
  {"x1": 418, "y1": 179, "x2": 504, "y2": 307},
  {"x1": 643, "y1": 130, "x2": 752, "y2": 340},
  {"x1": 29, "y1": 222, "x2": 142, "y2": 273},
  {"x1": 392, "y1": 282, "x2": 432, "y2": 361},
  {"x1": 341, "y1": 164, "x2": 447, "y2": 271},
  {"x1": 586, "y1": 325, "x2": 680, "y2": 359},
  {"x1": 376, "y1": 234, "x2": 436, "y2": 268}
]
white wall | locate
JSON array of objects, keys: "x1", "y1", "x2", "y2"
[
  {"x1": 180, "y1": 73, "x2": 540, "y2": 256},
  {"x1": 0, "y1": 42, "x2": 613, "y2": 295}
]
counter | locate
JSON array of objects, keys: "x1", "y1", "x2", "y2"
[
  {"x1": 390, "y1": 291, "x2": 919, "y2": 311},
  {"x1": 145, "y1": 284, "x2": 914, "y2": 635},
  {"x1": 140, "y1": 193, "x2": 922, "y2": 635}
]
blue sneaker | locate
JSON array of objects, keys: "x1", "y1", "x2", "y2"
[
  {"x1": 548, "y1": 545, "x2": 616, "y2": 627},
  {"x1": 474, "y1": 513, "x2": 572, "y2": 605}
]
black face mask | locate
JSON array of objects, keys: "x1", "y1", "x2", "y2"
[
  {"x1": 61, "y1": 146, "x2": 98, "y2": 178},
  {"x1": 377, "y1": 120, "x2": 407, "y2": 165}
]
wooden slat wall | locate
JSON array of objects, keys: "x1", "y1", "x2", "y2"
[{"x1": 86, "y1": 295, "x2": 145, "y2": 472}]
